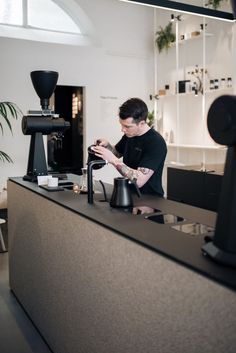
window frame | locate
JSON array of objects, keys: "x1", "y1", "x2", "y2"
[{"x1": 0, "y1": 0, "x2": 96, "y2": 46}]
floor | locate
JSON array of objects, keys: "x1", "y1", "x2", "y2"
[{"x1": 0, "y1": 220, "x2": 52, "y2": 353}]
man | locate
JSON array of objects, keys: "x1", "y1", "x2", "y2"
[{"x1": 92, "y1": 98, "x2": 167, "y2": 196}]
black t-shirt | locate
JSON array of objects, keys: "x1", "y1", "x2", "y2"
[{"x1": 115, "y1": 128, "x2": 167, "y2": 196}]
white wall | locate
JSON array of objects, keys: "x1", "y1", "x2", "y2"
[
  {"x1": 1, "y1": 0, "x2": 236, "y2": 194},
  {"x1": 0, "y1": 0, "x2": 155, "y2": 189}
]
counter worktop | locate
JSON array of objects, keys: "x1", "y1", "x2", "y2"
[
  {"x1": 8, "y1": 176, "x2": 236, "y2": 353},
  {"x1": 9, "y1": 175, "x2": 236, "y2": 291}
]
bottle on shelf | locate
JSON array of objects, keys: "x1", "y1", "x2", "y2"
[
  {"x1": 214, "y1": 79, "x2": 219, "y2": 89},
  {"x1": 227, "y1": 77, "x2": 232, "y2": 88},
  {"x1": 192, "y1": 81, "x2": 197, "y2": 92},
  {"x1": 164, "y1": 84, "x2": 170, "y2": 95},
  {"x1": 210, "y1": 80, "x2": 215, "y2": 90},
  {"x1": 220, "y1": 78, "x2": 226, "y2": 89}
]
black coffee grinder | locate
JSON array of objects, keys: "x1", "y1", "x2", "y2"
[
  {"x1": 22, "y1": 71, "x2": 70, "y2": 181},
  {"x1": 202, "y1": 95, "x2": 236, "y2": 267}
]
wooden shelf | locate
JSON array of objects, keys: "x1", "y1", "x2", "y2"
[
  {"x1": 157, "y1": 87, "x2": 233, "y2": 99},
  {"x1": 167, "y1": 143, "x2": 226, "y2": 150},
  {"x1": 205, "y1": 87, "x2": 233, "y2": 94},
  {"x1": 178, "y1": 32, "x2": 213, "y2": 44}
]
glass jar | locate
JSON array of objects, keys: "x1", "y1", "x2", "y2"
[{"x1": 80, "y1": 167, "x2": 88, "y2": 192}]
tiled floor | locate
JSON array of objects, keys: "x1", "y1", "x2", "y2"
[{"x1": 0, "y1": 252, "x2": 52, "y2": 353}]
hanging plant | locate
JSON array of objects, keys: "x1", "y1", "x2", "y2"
[
  {"x1": 155, "y1": 22, "x2": 176, "y2": 54},
  {"x1": 205, "y1": 0, "x2": 227, "y2": 10}
]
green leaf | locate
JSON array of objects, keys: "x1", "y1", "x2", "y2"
[
  {"x1": 155, "y1": 22, "x2": 176, "y2": 53},
  {"x1": 0, "y1": 101, "x2": 23, "y2": 163},
  {"x1": 0, "y1": 151, "x2": 13, "y2": 163},
  {"x1": 205, "y1": 0, "x2": 224, "y2": 10},
  {"x1": 0, "y1": 103, "x2": 13, "y2": 134}
]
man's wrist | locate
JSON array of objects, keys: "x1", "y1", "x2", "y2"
[{"x1": 111, "y1": 158, "x2": 120, "y2": 167}]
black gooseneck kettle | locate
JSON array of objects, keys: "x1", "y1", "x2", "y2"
[{"x1": 110, "y1": 177, "x2": 141, "y2": 208}]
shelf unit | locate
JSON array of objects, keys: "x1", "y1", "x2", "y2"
[
  {"x1": 154, "y1": 8, "x2": 234, "y2": 170},
  {"x1": 157, "y1": 86, "x2": 233, "y2": 99}
]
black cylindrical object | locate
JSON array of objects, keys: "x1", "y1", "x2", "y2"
[
  {"x1": 22, "y1": 116, "x2": 70, "y2": 135},
  {"x1": 110, "y1": 177, "x2": 133, "y2": 208},
  {"x1": 202, "y1": 94, "x2": 236, "y2": 267},
  {"x1": 207, "y1": 95, "x2": 236, "y2": 146}
]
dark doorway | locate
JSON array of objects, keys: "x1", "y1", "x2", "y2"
[{"x1": 47, "y1": 85, "x2": 84, "y2": 175}]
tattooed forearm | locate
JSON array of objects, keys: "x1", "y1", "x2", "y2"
[
  {"x1": 137, "y1": 167, "x2": 150, "y2": 175},
  {"x1": 106, "y1": 143, "x2": 121, "y2": 158},
  {"x1": 115, "y1": 161, "x2": 139, "y2": 181}
]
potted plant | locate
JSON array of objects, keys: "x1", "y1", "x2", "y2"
[
  {"x1": 147, "y1": 110, "x2": 155, "y2": 128},
  {"x1": 0, "y1": 101, "x2": 22, "y2": 210},
  {"x1": 0, "y1": 101, "x2": 22, "y2": 162},
  {"x1": 155, "y1": 22, "x2": 176, "y2": 53},
  {"x1": 205, "y1": 0, "x2": 226, "y2": 10}
]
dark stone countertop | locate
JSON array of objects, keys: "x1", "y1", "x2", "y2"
[{"x1": 9, "y1": 175, "x2": 236, "y2": 291}]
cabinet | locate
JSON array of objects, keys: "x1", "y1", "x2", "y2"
[
  {"x1": 154, "y1": 8, "x2": 234, "y2": 171},
  {"x1": 167, "y1": 165, "x2": 224, "y2": 212}
]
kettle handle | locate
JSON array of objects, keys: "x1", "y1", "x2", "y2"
[{"x1": 129, "y1": 179, "x2": 141, "y2": 198}]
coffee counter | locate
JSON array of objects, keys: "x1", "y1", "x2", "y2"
[{"x1": 7, "y1": 176, "x2": 236, "y2": 353}]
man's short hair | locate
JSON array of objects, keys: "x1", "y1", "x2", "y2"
[{"x1": 119, "y1": 98, "x2": 148, "y2": 124}]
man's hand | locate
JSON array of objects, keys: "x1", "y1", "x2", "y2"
[
  {"x1": 91, "y1": 145, "x2": 118, "y2": 164},
  {"x1": 91, "y1": 146, "x2": 154, "y2": 189},
  {"x1": 95, "y1": 138, "x2": 109, "y2": 147}
]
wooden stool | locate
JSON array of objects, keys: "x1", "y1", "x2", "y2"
[{"x1": 0, "y1": 218, "x2": 7, "y2": 252}]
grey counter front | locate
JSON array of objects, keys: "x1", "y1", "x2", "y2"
[{"x1": 7, "y1": 176, "x2": 236, "y2": 353}]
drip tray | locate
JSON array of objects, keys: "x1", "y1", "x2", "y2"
[
  {"x1": 171, "y1": 223, "x2": 214, "y2": 236},
  {"x1": 146, "y1": 213, "x2": 185, "y2": 224}
]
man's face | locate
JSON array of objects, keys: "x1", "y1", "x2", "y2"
[{"x1": 119, "y1": 117, "x2": 145, "y2": 138}]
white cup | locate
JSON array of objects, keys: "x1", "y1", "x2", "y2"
[{"x1": 48, "y1": 177, "x2": 58, "y2": 187}]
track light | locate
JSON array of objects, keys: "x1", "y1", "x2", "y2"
[
  {"x1": 171, "y1": 14, "x2": 182, "y2": 22},
  {"x1": 119, "y1": 0, "x2": 235, "y2": 22}
]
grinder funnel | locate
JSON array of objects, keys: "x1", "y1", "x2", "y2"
[{"x1": 30, "y1": 70, "x2": 58, "y2": 110}]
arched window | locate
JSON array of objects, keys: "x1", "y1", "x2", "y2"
[{"x1": 0, "y1": 0, "x2": 95, "y2": 45}]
